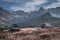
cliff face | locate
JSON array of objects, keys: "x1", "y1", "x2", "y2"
[{"x1": 0, "y1": 27, "x2": 60, "y2": 40}]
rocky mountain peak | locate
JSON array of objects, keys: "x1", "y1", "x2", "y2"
[{"x1": 39, "y1": 7, "x2": 45, "y2": 11}]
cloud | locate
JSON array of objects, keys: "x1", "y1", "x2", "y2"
[
  {"x1": 0, "y1": 0, "x2": 33, "y2": 5},
  {"x1": 11, "y1": 6, "x2": 36, "y2": 12},
  {"x1": 0, "y1": 0, "x2": 60, "y2": 12},
  {"x1": 45, "y1": 0, "x2": 60, "y2": 9},
  {"x1": 46, "y1": 3, "x2": 60, "y2": 9},
  {"x1": 10, "y1": 0, "x2": 48, "y2": 12}
]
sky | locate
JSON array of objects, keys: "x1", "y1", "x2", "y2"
[{"x1": 0, "y1": 0, "x2": 60, "y2": 12}]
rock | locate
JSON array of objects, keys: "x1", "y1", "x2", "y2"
[{"x1": 40, "y1": 23, "x2": 53, "y2": 28}]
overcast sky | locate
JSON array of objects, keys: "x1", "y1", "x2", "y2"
[{"x1": 0, "y1": 0, "x2": 60, "y2": 12}]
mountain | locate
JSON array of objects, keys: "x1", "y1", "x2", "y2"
[
  {"x1": 18, "y1": 7, "x2": 47, "y2": 27},
  {"x1": 0, "y1": 7, "x2": 11, "y2": 26},
  {"x1": 0, "y1": 7, "x2": 30, "y2": 27},
  {"x1": 18, "y1": 12, "x2": 60, "y2": 27},
  {"x1": 27, "y1": 7, "x2": 47, "y2": 22},
  {"x1": 48, "y1": 7, "x2": 60, "y2": 18},
  {"x1": 39, "y1": 7, "x2": 47, "y2": 14},
  {"x1": 35, "y1": 12, "x2": 60, "y2": 27},
  {"x1": 30, "y1": 7, "x2": 47, "y2": 18},
  {"x1": 0, "y1": 7, "x2": 60, "y2": 27}
]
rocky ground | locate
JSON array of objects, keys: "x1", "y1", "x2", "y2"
[{"x1": 0, "y1": 27, "x2": 60, "y2": 40}]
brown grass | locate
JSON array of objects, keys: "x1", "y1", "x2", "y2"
[{"x1": 0, "y1": 27, "x2": 60, "y2": 40}]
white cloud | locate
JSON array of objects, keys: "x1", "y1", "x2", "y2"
[
  {"x1": 46, "y1": 0, "x2": 60, "y2": 9},
  {"x1": 42, "y1": 0, "x2": 59, "y2": 9},
  {"x1": 9, "y1": 0, "x2": 60, "y2": 12},
  {"x1": 11, "y1": 6, "x2": 36, "y2": 12},
  {"x1": 11, "y1": 0, "x2": 47, "y2": 12}
]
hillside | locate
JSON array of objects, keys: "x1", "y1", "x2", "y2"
[
  {"x1": 18, "y1": 12, "x2": 60, "y2": 27},
  {"x1": 38, "y1": 12, "x2": 60, "y2": 26},
  {"x1": 0, "y1": 7, "x2": 60, "y2": 27},
  {"x1": 48, "y1": 7, "x2": 60, "y2": 18}
]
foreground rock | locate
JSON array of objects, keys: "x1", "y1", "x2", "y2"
[{"x1": 0, "y1": 27, "x2": 60, "y2": 40}]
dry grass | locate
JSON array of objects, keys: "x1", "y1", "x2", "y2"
[{"x1": 0, "y1": 27, "x2": 60, "y2": 40}]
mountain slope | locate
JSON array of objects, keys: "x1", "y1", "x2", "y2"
[
  {"x1": 35, "y1": 12, "x2": 60, "y2": 27},
  {"x1": 0, "y1": 7, "x2": 60, "y2": 27},
  {"x1": 18, "y1": 12, "x2": 60, "y2": 27},
  {"x1": 48, "y1": 7, "x2": 60, "y2": 18},
  {"x1": 18, "y1": 7, "x2": 47, "y2": 26},
  {"x1": 0, "y1": 7, "x2": 30, "y2": 27}
]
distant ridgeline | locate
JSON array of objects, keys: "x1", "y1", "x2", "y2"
[{"x1": 0, "y1": 7, "x2": 60, "y2": 28}]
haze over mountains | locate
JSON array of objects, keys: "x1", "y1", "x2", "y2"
[{"x1": 0, "y1": 7, "x2": 60, "y2": 27}]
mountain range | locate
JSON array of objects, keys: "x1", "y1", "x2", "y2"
[{"x1": 0, "y1": 7, "x2": 60, "y2": 27}]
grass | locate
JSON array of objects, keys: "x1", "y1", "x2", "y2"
[{"x1": 0, "y1": 27, "x2": 60, "y2": 40}]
